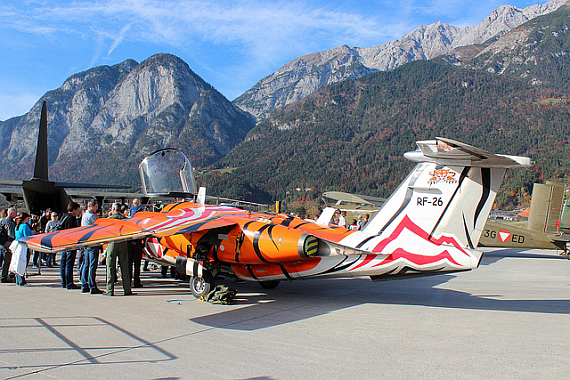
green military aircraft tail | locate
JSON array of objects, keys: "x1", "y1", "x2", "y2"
[{"x1": 479, "y1": 180, "x2": 570, "y2": 255}]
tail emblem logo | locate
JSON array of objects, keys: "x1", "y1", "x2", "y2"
[{"x1": 428, "y1": 168, "x2": 457, "y2": 186}]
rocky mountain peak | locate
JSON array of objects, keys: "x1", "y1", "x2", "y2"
[
  {"x1": 0, "y1": 53, "x2": 254, "y2": 185},
  {"x1": 449, "y1": 0, "x2": 570, "y2": 89},
  {"x1": 234, "y1": 0, "x2": 565, "y2": 123},
  {"x1": 234, "y1": 45, "x2": 372, "y2": 121}
]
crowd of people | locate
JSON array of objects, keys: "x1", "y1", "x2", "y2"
[
  {"x1": 329, "y1": 209, "x2": 370, "y2": 230},
  {"x1": 0, "y1": 198, "x2": 149, "y2": 295}
]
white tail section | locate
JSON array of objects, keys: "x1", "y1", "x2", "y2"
[
  {"x1": 316, "y1": 207, "x2": 336, "y2": 226},
  {"x1": 197, "y1": 187, "x2": 206, "y2": 205},
  {"x1": 341, "y1": 138, "x2": 531, "y2": 252}
]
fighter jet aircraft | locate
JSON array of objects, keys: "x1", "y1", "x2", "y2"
[
  {"x1": 20, "y1": 138, "x2": 531, "y2": 297},
  {"x1": 0, "y1": 102, "x2": 133, "y2": 214}
]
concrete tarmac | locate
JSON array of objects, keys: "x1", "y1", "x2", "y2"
[{"x1": 0, "y1": 247, "x2": 569, "y2": 379}]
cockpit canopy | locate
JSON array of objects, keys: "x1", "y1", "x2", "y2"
[{"x1": 139, "y1": 149, "x2": 196, "y2": 196}]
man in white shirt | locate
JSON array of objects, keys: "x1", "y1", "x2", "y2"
[{"x1": 338, "y1": 211, "x2": 347, "y2": 228}]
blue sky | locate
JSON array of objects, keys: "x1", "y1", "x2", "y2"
[{"x1": 0, "y1": 0, "x2": 554, "y2": 121}]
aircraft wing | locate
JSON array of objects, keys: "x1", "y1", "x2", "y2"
[
  {"x1": 19, "y1": 207, "x2": 239, "y2": 253},
  {"x1": 65, "y1": 188, "x2": 146, "y2": 200},
  {"x1": 21, "y1": 218, "x2": 148, "y2": 253},
  {"x1": 0, "y1": 185, "x2": 146, "y2": 208},
  {"x1": 150, "y1": 217, "x2": 239, "y2": 238}
]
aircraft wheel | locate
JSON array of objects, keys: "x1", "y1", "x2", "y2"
[
  {"x1": 259, "y1": 280, "x2": 280, "y2": 289},
  {"x1": 189, "y1": 273, "x2": 215, "y2": 298}
]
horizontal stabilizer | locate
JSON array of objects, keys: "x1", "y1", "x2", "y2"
[
  {"x1": 0, "y1": 181, "x2": 24, "y2": 186},
  {"x1": 404, "y1": 137, "x2": 532, "y2": 168}
]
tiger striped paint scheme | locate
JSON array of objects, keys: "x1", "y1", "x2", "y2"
[{"x1": 19, "y1": 138, "x2": 531, "y2": 290}]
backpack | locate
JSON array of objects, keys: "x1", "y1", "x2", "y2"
[
  {"x1": 0, "y1": 220, "x2": 7, "y2": 245},
  {"x1": 204, "y1": 285, "x2": 238, "y2": 305},
  {"x1": 54, "y1": 215, "x2": 69, "y2": 231}
]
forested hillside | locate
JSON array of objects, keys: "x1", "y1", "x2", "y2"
[{"x1": 200, "y1": 60, "x2": 570, "y2": 208}]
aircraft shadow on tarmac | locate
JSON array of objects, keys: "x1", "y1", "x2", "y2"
[
  {"x1": 190, "y1": 272, "x2": 570, "y2": 331},
  {"x1": 480, "y1": 248, "x2": 569, "y2": 265},
  {"x1": 0, "y1": 316, "x2": 177, "y2": 378}
]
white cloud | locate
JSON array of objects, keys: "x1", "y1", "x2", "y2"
[
  {"x1": 108, "y1": 23, "x2": 132, "y2": 56},
  {"x1": 0, "y1": 0, "x2": 398, "y2": 65},
  {"x1": 0, "y1": 0, "x2": 408, "y2": 114},
  {"x1": 0, "y1": 0, "x2": 547, "y2": 117}
]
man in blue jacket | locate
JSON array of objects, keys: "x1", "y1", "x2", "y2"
[
  {"x1": 60, "y1": 202, "x2": 80, "y2": 289},
  {"x1": 80, "y1": 199, "x2": 103, "y2": 294}
]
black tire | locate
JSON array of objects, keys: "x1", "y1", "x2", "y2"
[
  {"x1": 189, "y1": 272, "x2": 215, "y2": 298},
  {"x1": 259, "y1": 280, "x2": 280, "y2": 289}
]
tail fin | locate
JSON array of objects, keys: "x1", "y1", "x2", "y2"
[
  {"x1": 527, "y1": 181, "x2": 564, "y2": 233},
  {"x1": 197, "y1": 186, "x2": 206, "y2": 205},
  {"x1": 346, "y1": 138, "x2": 531, "y2": 251},
  {"x1": 33, "y1": 101, "x2": 49, "y2": 180}
]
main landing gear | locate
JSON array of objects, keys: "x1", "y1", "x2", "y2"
[
  {"x1": 258, "y1": 280, "x2": 280, "y2": 289},
  {"x1": 189, "y1": 272, "x2": 215, "y2": 298},
  {"x1": 189, "y1": 272, "x2": 281, "y2": 298}
]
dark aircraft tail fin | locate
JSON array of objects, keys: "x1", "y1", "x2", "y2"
[{"x1": 33, "y1": 101, "x2": 49, "y2": 180}]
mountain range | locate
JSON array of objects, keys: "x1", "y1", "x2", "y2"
[
  {"x1": 0, "y1": 54, "x2": 253, "y2": 185},
  {"x1": 0, "y1": 0, "x2": 569, "y2": 207},
  {"x1": 205, "y1": 1, "x2": 570, "y2": 205},
  {"x1": 234, "y1": 0, "x2": 565, "y2": 122}
]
